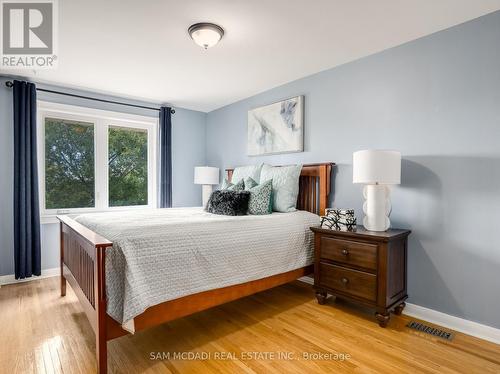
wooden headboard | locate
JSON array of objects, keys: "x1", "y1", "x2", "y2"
[{"x1": 226, "y1": 163, "x2": 334, "y2": 216}]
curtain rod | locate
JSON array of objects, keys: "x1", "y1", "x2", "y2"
[{"x1": 4, "y1": 80, "x2": 175, "y2": 114}]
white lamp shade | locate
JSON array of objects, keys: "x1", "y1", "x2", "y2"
[
  {"x1": 353, "y1": 150, "x2": 401, "y2": 185},
  {"x1": 194, "y1": 166, "x2": 219, "y2": 185}
]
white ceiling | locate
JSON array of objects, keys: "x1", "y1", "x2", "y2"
[{"x1": 3, "y1": 0, "x2": 500, "y2": 112}]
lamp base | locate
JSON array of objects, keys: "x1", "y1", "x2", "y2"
[
  {"x1": 362, "y1": 184, "x2": 391, "y2": 231},
  {"x1": 202, "y1": 185, "x2": 213, "y2": 208}
]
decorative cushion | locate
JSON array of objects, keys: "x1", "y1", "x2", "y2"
[
  {"x1": 220, "y1": 178, "x2": 231, "y2": 190},
  {"x1": 206, "y1": 190, "x2": 250, "y2": 216},
  {"x1": 245, "y1": 179, "x2": 273, "y2": 215},
  {"x1": 231, "y1": 164, "x2": 263, "y2": 184},
  {"x1": 220, "y1": 178, "x2": 245, "y2": 191},
  {"x1": 260, "y1": 164, "x2": 302, "y2": 212}
]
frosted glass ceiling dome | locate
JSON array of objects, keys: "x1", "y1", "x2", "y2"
[{"x1": 188, "y1": 23, "x2": 224, "y2": 49}]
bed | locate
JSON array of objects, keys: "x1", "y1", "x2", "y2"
[{"x1": 57, "y1": 162, "x2": 334, "y2": 373}]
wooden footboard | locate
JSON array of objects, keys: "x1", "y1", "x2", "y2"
[{"x1": 58, "y1": 215, "x2": 112, "y2": 374}]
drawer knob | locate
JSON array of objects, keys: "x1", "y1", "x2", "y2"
[
  {"x1": 341, "y1": 248, "x2": 349, "y2": 256},
  {"x1": 341, "y1": 277, "x2": 349, "y2": 285}
]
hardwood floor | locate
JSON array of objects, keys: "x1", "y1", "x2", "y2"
[{"x1": 1, "y1": 277, "x2": 499, "y2": 373}]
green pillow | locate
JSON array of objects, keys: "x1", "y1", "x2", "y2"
[
  {"x1": 245, "y1": 179, "x2": 273, "y2": 215},
  {"x1": 231, "y1": 164, "x2": 263, "y2": 184},
  {"x1": 220, "y1": 178, "x2": 231, "y2": 189},
  {"x1": 220, "y1": 178, "x2": 244, "y2": 191},
  {"x1": 243, "y1": 177, "x2": 258, "y2": 190},
  {"x1": 260, "y1": 164, "x2": 302, "y2": 212}
]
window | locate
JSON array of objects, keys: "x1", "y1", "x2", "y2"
[
  {"x1": 38, "y1": 102, "x2": 157, "y2": 218},
  {"x1": 45, "y1": 117, "x2": 96, "y2": 209},
  {"x1": 108, "y1": 126, "x2": 148, "y2": 207}
]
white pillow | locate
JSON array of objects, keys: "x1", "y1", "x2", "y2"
[
  {"x1": 260, "y1": 164, "x2": 302, "y2": 212},
  {"x1": 231, "y1": 163, "x2": 263, "y2": 184}
]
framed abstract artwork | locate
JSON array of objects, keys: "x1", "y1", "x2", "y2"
[{"x1": 247, "y1": 95, "x2": 304, "y2": 156}]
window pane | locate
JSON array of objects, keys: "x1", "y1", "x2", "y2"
[
  {"x1": 45, "y1": 117, "x2": 95, "y2": 209},
  {"x1": 108, "y1": 126, "x2": 148, "y2": 207}
]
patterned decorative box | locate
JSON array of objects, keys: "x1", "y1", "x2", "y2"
[{"x1": 320, "y1": 208, "x2": 357, "y2": 231}]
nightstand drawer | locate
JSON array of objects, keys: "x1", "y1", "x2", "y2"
[
  {"x1": 319, "y1": 263, "x2": 377, "y2": 302},
  {"x1": 320, "y1": 237, "x2": 377, "y2": 270}
]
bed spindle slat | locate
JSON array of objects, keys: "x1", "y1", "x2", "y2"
[
  {"x1": 307, "y1": 177, "x2": 311, "y2": 212},
  {"x1": 312, "y1": 176, "x2": 317, "y2": 213},
  {"x1": 299, "y1": 177, "x2": 305, "y2": 210},
  {"x1": 305, "y1": 176, "x2": 309, "y2": 210},
  {"x1": 310, "y1": 176, "x2": 314, "y2": 212}
]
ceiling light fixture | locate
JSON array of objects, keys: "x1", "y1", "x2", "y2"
[{"x1": 188, "y1": 23, "x2": 224, "y2": 49}]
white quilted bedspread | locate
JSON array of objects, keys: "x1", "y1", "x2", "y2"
[{"x1": 74, "y1": 207, "x2": 319, "y2": 328}]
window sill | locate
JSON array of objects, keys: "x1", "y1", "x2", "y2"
[{"x1": 40, "y1": 206, "x2": 156, "y2": 225}]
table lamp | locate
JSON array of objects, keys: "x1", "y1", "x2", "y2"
[
  {"x1": 194, "y1": 166, "x2": 220, "y2": 207},
  {"x1": 353, "y1": 150, "x2": 401, "y2": 231}
]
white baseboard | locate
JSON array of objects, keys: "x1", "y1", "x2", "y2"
[
  {"x1": 297, "y1": 278, "x2": 500, "y2": 345},
  {"x1": 404, "y1": 303, "x2": 500, "y2": 345},
  {"x1": 0, "y1": 267, "x2": 59, "y2": 286}
]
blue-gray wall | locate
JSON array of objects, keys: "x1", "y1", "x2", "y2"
[
  {"x1": 206, "y1": 12, "x2": 500, "y2": 328},
  {"x1": 0, "y1": 76, "x2": 206, "y2": 276}
]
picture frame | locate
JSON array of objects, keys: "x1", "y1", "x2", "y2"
[{"x1": 247, "y1": 95, "x2": 304, "y2": 156}]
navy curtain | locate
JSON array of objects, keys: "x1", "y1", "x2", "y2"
[
  {"x1": 13, "y1": 80, "x2": 41, "y2": 279},
  {"x1": 159, "y1": 107, "x2": 172, "y2": 208}
]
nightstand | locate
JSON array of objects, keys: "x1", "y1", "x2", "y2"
[{"x1": 310, "y1": 226, "x2": 411, "y2": 327}]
